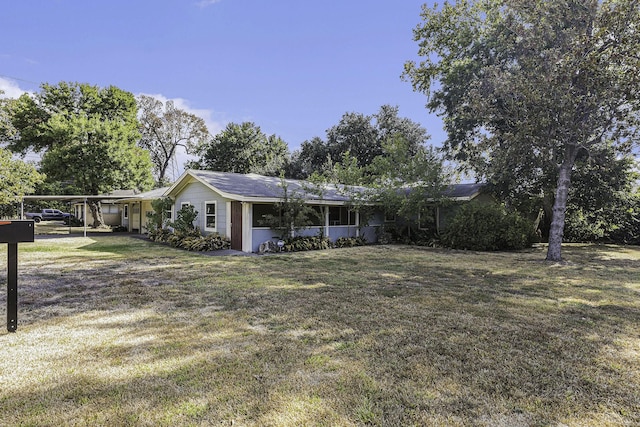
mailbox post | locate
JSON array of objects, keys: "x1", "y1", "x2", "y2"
[{"x1": 0, "y1": 220, "x2": 35, "y2": 332}]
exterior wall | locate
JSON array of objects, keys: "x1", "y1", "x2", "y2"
[
  {"x1": 72, "y1": 203, "x2": 122, "y2": 227},
  {"x1": 141, "y1": 200, "x2": 154, "y2": 233},
  {"x1": 130, "y1": 202, "x2": 141, "y2": 232},
  {"x1": 249, "y1": 204, "x2": 384, "y2": 253},
  {"x1": 173, "y1": 181, "x2": 229, "y2": 237}
]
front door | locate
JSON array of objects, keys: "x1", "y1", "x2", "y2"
[{"x1": 231, "y1": 201, "x2": 242, "y2": 250}]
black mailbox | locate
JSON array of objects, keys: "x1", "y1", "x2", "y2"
[
  {"x1": 0, "y1": 220, "x2": 35, "y2": 243},
  {"x1": 1, "y1": 220, "x2": 34, "y2": 332}
]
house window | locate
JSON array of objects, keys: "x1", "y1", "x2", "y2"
[
  {"x1": 253, "y1": 203, "x2": 279, "y2": 228},
  {"x1": 180, "y1": 202, "x2": 190, "y2": 209},
  {"x1": 123, "y1": 205, "x2": 129, "y2": 219},
  {"x1": 384, "y1": 212, "x2": 396, "y2": 222},
  {"x1": 418, "y1": 207, "x2": 437, "y2": 232},
  {"x1": 309, "y1": 206, "x2": 324, "y2": 226},
  {"x1": 205, "y1": 201, "x2": 217, "y2": 231},
  {"x1": 252, "y1": 204, "x2": 324, "y2": 227},
  {"x1": 329, "y1": 206, "x2": 355, "y2": 226}
]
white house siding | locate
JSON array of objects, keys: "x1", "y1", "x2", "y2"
[
  {"x1": 249, "y1": 206, "x2": 385, "y2": 252},
  {"x1": 173, "y1": 181, "x2": 229, "y2": 236}
]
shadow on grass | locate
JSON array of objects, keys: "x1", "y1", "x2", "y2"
[{"x1": 1, "y1": 243, "x2": 638, "y2": 425}]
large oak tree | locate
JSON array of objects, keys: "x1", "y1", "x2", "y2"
[
  {"x1": 6, "y1": 82, "x2": 153, "y2": 227},
  {"x1": 0, "y1": 147, "x2": 44, "y2": 207},
  {"x1": 192, "y1": 122, "x2": 290, "y2": 176},
  {"x1": 289, "y1": 105, "x2": 430, "y2": 179},
  {"x1": 404, "y1": 0, "x2": 640, "y2": 261},
  {"x1": 137, "y1": 95, "x2": 209, "y2": 186}
]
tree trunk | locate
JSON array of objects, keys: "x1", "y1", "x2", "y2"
[
  {"x1": 88, "y1": 200, "x2": 108, "y2": 229},
  {"x1": 546, "y1": 150, "x2": 578, "y2": 262}
]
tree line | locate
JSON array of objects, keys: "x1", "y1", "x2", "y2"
[{"x1": 1, "y1": 0, "x2": 639, "y2": 260}]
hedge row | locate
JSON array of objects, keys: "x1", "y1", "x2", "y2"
[{"x1": 148, "y1": 228, "x2": 231, "y2": 251}]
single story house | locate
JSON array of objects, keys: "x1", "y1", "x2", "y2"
[
  {"x1": 116, "y1": 187, "x2": 170, "y2": 233},
  {"x1": 71, "y1": 190, "x2": 139, "y2": 227},
  {"x1": 158, "y1": 170, "x2": 382, "y2": 252},
  {"x1": 117, "y1": 170, "x2": 491, "y2": 253}
]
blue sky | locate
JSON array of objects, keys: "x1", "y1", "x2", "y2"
[{"x1": 1, "y1": 1, "x2": 443, "y2": 155}]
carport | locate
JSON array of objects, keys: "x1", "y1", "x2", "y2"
[{"x1": 20, "y1": 194, "x2": 130, "y2": 237}]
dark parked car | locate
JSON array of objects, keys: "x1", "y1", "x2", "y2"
[{"x1": 25, "y1": 209, "x2": 72, "y2": 223}]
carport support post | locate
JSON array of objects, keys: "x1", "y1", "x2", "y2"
[
  {"x1": 84, "y1": 198, "x2": 87, "y2": 238},
  {"x1": 7, "y1": 243, "x2": 18, "y2": 332}
]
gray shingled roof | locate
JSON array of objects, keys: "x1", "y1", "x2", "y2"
[
  {"x1": 116, "y1": 186, "x2": 170, "y2": 202},
  {"x1": 184, "y1": 170, "x2": 484, "y2": 202},
  {"x1": 442, "y1": 182, "x2": 485, "y2": 199},
  {"x1": 187, "y1": 170, "x2": 361, "y2": 202}
]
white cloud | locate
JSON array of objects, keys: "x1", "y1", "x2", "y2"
[
  {"x1": 138, "y1": 93, "x2": 226, "y2": 136},
  {"x1": 0, "y1": 77, "x2": 27, "y2": 99},
  {"x1": 195, "y1": 0, "x2": 222, "y2": 8}
]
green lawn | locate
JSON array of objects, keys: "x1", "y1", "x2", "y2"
[{"x1": 0, "y1": 236, "x2": 638, "y2": 426}]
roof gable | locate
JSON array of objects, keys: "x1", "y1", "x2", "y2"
[
  {"x1": 164, "y1": 170, "x2": 486, "y2": 203},
  {"x1": 167, "y1": 170, "x2": 362, "y2": 203}
]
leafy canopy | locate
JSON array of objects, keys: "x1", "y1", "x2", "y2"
[
  {"x1": 289, "y1": 105, "x2": 430, "y2": 179},
  {"x1": 0, "y1": 148, "x2": 44, "y2": 205},
  {"x1": 137, "y1": 95, "x2": 209, "y2": 186},
  {"x1": 404, "y1": 0, "x2": 640, "y2": 260},
  {"x1": 192, "y1": 122, "x2": 290, "y2": 177},
  {"x1": 6, "y1": 82, "x2": 153, "y2": 195}
]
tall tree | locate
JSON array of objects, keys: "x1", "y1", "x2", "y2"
[
  {"x1": 0, "y1": 91, "x2": 18, "y2": 142},
  {"x1": 137, "y1": 95, "x2": 209, "y2": 186},
  {"x1": 290, "y1": 105, "x2": 430, "y2": 178},
  {"x1": 6, "y1": 82, "x2": 154, "y2": 227},
  {"x1": 369, "y1": 136, "x2": 451, "y2": 234},
  {"x1": 326, "y1": 111, "x2": 380, "y2": 168},
  {"x1": 288, "y1": 136, "x2": 331, "y2": 179},
  {"x1": 192, "y1": 122, "x2": 290, "y2": 176},
  {"x1": 0, "y1": 147, "x2": 44, "y2": 207},
  {"x1": 404, "y1": 0, "x2": 640, "y2": 261}
]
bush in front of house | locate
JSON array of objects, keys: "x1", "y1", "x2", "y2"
[
  {"x1": 148, "y1": 227, "x2": 231, "y2": 252},
  {"x1": 282, "y1": 236, "x2": 332, "y2": 252},
  {"x1": 334, "y1": 236, "x2": 367, "y2": 248},
  {"x1": 178, "y1": 233, "x2": 231, "y2": 251},
  {"x1": 442, "y1": 203, "x2": 536, "y2": 251}
]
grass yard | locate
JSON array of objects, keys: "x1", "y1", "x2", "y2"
[{"x1": 0, "y1": 236, "x2": 638, "y2": 426}]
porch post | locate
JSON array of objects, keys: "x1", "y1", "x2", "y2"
[
  {"x1": 324, "y1": 207, "x2": 330, "y2": 238},
  {"x1": 83, "y1": 198, "x2": 88, "y2": 238}
]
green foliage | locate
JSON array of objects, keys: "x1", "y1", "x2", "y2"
[
  {"x1": 148, "y1": 227, "x2": 231, "y2": 251},
  {"x1": 442, "y1": 203, "x2": 536, "y2": 251},
  {"x1": 5, "y1": 81, "x2": 154, "y2": 196},
  {"x1": 404, "y1": 0, "x2": 640, "y2": 260},
  {"x1": 137, "y1": 95, "x2": 209, "y2": 186},
  {"x1": 282, "y1": 236, "x2": 332, "y2": 252},
  {"x1": 146, "y1": 197, "x2": 173, "y2": 232},
  {"x1": 0, "y1": 147, "x2": 44, "y2": 205},
  {"x1": 334, "y1": 236, "x2": 367, "y2": 248},
  {"x1": 369, "y1": 136, "x2": 451, "y2": 230},
  {"x1": 564, "y1": 192, "x2": 640, "y2": 245},
  {"x1": 288, "y1": 105, "x2": 429, "y2": 179},
  {"x1": 261, "y1": 175, "x2": 321, "y2": 239},
  {"x1": 178, "y1": 233, "x2": 231, "y2": 251},
  {"x1": 192, "y1": 122, "x2": 289, "y2": 176},
  {"x1": 172, "y1": 204, "x2": 198, "y2": 233}
]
